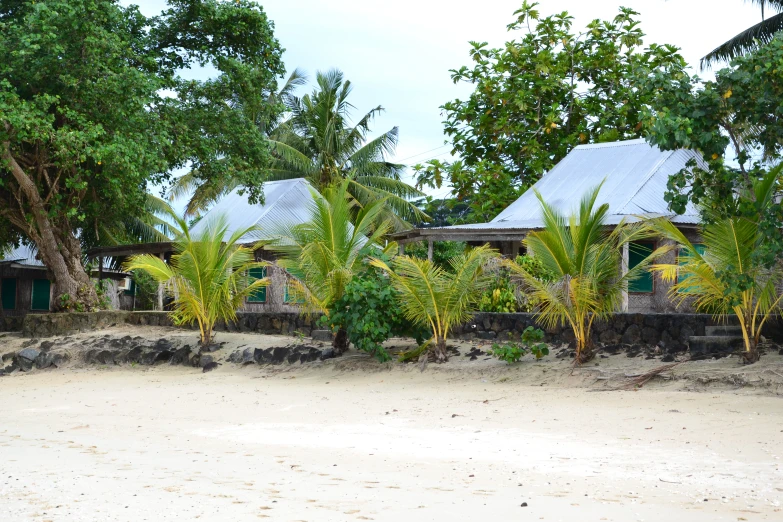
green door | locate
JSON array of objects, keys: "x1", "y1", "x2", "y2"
[
  {"x1": 1, "y1": 278, "x2": 16, "y2": 310},
  {"x1": 31, "y1": 278, "x2": 51, "y2": 311}
]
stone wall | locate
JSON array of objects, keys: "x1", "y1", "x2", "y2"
[
  {"x1": 0, "y1": 316, "x2": 23, "y2": 332},
  {"x1": 20, "y1": 311, "x2": 781, "y2": 354},
  {"x1": 452, "y1": 313, "x2": 751, "y2": 354}
]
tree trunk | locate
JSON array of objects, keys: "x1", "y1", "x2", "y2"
[
  {"x1": 431, "y1": 337, "x2": 448, "y2": 363},
  {"x1": 333, "y1": 328, "x2": 349, "y2": 355},
  {"x1": 2, "y1": 138, "x2": 100, "y2": 312}
]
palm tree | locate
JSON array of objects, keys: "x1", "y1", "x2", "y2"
[
  {"x1": 506, "y1": 185, "x2": 670, "y2": 364},
  {"x1": 172, "y1": 69, "x2": 427, "y2": 230},
  {"x1": 370, "y1": 245, "x2": 498, "y2": 363},
  {"x1": 647, "y1": 168, "x2": 783, "y2": 363},
  {"x1": 267, "y1": 179, "x2": 395, "y2": 353},
  {"x1": 124, "y1": 214, "x2": 268, "y2": 348},
  {"x1": 702, "y1": 1, "x2": 783, "y2": 68}
]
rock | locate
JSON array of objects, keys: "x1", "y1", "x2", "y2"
[
  {"x1": 2, "y1": 352, "x2": 14, "y2": 362},
  {"x1": 18, "y1": 347, "x2": 41, "y2": 362},
  {"x1": 169, "y1": 346, "x2": 193, "y2": 365},
  {"x1": 39, "y1": 341, "x2": 55, "y2": 352},
  {"x1": 311, "y1": 330, "x2": 334, "y2": 342},
  {"x1": 198, "y1": 354, "x2": 214, "y2": 368},
  {"x1": 36, "y1": 352, "x2": 69, "y2": 369},
  {"x1": 200, "y1": 343, "x2": 222, "y2": 353},
  {"x1": 621, "y1": 324, "x2": 641, "y2": 344},
  {"x1": 320, "y1": 348, "x2": 336, "y2": 360},
  {"x1": 202, "y1": 361, "x2": 220, "y2": 373},
  {"x1": 477, "y1": 331, "x2": 497, "y2": 340}
]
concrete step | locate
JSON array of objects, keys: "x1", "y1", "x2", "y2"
[
  {"x1": 688, "y1": 335, "x2": 744, "y2": 356},
  {"x1": 705, "y1": 325, "x2": 744, "y2": 337}
]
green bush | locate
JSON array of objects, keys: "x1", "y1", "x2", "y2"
[
  {"x1": 488, "y1": 326, "x2": 549, "y2": 363},
  {"x1": 327, "y1": 260, "x2": 429, "y2": 362},
  {"x1": 478, "y1": 277, "x2": 518, "y2": 313}
]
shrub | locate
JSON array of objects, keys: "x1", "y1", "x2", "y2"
[
  {"x1": 478, "y1": 277, "x2": 519, "y2": 313},
  {"x1": 489, "y1": 326, "x2": 549, "y2": 363},
  {"x1": 328, "y1": 260, "x2": 429, "y2": 362}
]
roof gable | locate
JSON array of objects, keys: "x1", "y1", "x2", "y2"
[
  {"x1": 189, "y1": 178, "x2": 320, "y2": 242},
  {"x1": 491, "y1": 139, "x2": 703, "y2": 227}
]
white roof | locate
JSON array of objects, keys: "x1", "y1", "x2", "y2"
[
  {"x1": 441, "y1": 139, "x2": 703, "y2": 232},
  {"x1": 189, "y1": 178, "x2": 321, "y2": 242},
  {"x1": 1, "y1": 244, "x2": 44, "y2": 268}
]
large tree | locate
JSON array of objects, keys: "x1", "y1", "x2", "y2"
[
  {"x1": 418, "y1": 2, "x2": 684, "y2": 222},
  {"x1": 0, "y1": 0, "x2": 285, "y2": 310},
  {"x1": 638, "y1": 32, "x2": 783, "y2": 270}
]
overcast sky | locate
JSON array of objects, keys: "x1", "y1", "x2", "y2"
[{"x1": 129, "y1": 0, "x2": 767, "y2": 200}]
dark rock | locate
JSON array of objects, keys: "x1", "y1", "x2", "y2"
[
  {"x1": 641, "y1": 327, "x2": 660, "y2": 345},
  {"x1": 18, "y1": 347, "x2": 41, "y2": 362},
  {"x1": 39, "y1": 341, "x2": 55, "y2": 352},
  {"x1": 202, "y1": 361, "x2": 220, "y2": 372},
  {"x1": 477, "y1": 331, "x2": 497, "y2": 340},
  {"x1": 621, "y1": 324, "x2": 642, "y2": 344},
  {"x1": 200, "y1": 343, "x2": 222, "y2": 353},
  {"x1": 124, "y1": 346, "x2": 144, "y2": 364},
  {"x1": 599, "y1": 329, "x2": 620, "y2": 344},
  {"x1": 320, "y1": 348, "x2": 335, "y2": 360},
  {"x1": 2, "y1": 352, "x2": 15, "y2": 362},
  {"x1": 198, "y1": 354, "x2": 214, "y2": 368},
  {"x1": 36, "y1": 352, "x2": 69, "y2": 369},
  {"x1": 662, "y1": 354, "x2": 675, "y2": 362},
  {"x1": 169, "y1": 346, "x2": 193, "y2": 365}
]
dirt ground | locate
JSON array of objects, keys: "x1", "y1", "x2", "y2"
[{"x1": 1, "y1": 327, "x2": 782, "y2": 521}]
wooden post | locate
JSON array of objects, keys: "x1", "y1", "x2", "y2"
[
  {"x1": 98, "y1": 256, "x2": 103, "y2": 281},
  {"x1": 621, "y1": 242, "x2": 629, "y2": 312},
  {"x1": 157, "y1": 252, "x2": 165, "y2": 311},
  {"x1": 399, "y1": 243, "x2": 405, "y2": 256},
  {"x1": 427, "y1": 240, "x2": 433, "y2": 262}
]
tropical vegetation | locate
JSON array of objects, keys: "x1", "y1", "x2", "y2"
[
  {"x1": 416, "y1": 2, "x2": 685, "y2": 222},
  {"x1": 506, "y1": 185, "x2": 669, "y2": 364},
  {"x1": 172, "y1": 69, "x2": 426, "y2": 230},
  {"x1": 267, "y1": 179, "x2": 395, "y2": 353},
  {"x1": 371, "y1": 245, "x2": 498, "y2": 362},
  {"x1": 701, "y1": 1, "x2": 783, "y2": 67},
  {"x1": 124, "y1": 214, "x2": 269, "y2": 348},
  {"x1": 0, "y1": 0, "x2": 284, "y2": 310},
  {"x1": 647, "y1": 167, "x2": 783, "y2": 363}
]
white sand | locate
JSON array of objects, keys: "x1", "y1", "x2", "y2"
[{"x1": 1, "y1": 356, "x2": 782, "y2": 521}]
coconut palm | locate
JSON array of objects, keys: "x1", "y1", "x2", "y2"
[
  {"x1": 647, "y1": 168, "x2": 783, "y2": 363},
  {"x1": 506, "y1": 185, "x2": 670, "y2": 364},
  {"x1": 702, "y1": 1, "x2": 783, "y2": 68},
  {"x1": 267, "y1": 179, "x2": 394, "y2": 353},
  {"x1": 370, "y1": 245, "x2": 498, "y2": 363},
  {"x1": 124, "y1": 214, "x2": 268, "y2": 348},
  {"x1": 171, "y1": 69, "x2": 427, "y2": 230}
]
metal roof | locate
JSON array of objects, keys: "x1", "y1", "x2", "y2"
[
  {"x1": 438, "y1": 139, "x2": 703, "y2": 234},
  {"x1": 0, "y1": 244, "x2": 44, "y2": 268},
  {"x1": 189, "y1": 178, "x2": 322, "y2": 242}
]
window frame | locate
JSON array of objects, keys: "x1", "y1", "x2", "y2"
[
  {"x1": 1, "y1": 278, "x2": 17, "y2": 311},
  {"x1": 628, "y1": 240, "x2": 656, "y2": 295},
  {"x1": 246, "y1": 266, "x2": 268, "y2": 303}
]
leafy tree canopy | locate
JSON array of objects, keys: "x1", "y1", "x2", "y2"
[
  {"x1": 0, "y1": 0, "x2": 285, "y2": 309},
  {"x1": 638, "y1": 32, "x2": 783, "y2": 269},
  {"x1": 417, "y1": 2, "x2": 684, "y2": 222}
]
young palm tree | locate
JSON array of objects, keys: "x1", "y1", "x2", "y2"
[
  {"x1": 647, "y1": 168, "x2": 783, "y2": 363},
  {"x1": 267, "y1": 179, "x2": 394, "y2": 353},
  {"x1": 702, "y1": 1, "x2": 783, "y2": 68},
  {"x1": 370, "y1": 245, "x2": 498, "y2": 363},
  {"x1": 506, "y1": 185, "x2": 670, "y2": 364},
  {"x1": 124, "y1": 214, "x2": 268, "y2": 348},
  {"x1": 172, "y1": 69, "x2": 427, "y2": 230}
]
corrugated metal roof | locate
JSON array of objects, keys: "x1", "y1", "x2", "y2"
[
  {"x1": 438, "y1": 139, "x2": 703, "y2": 233},
  {"x1": 189, "y1": 178, "x2": 321, "y2": 242},
  {"x1": 1, "y1": 244, "x2": 44, "y2": 267}
]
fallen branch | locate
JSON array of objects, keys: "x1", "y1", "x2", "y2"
[{"x1": 609, "y1": 360, "x2": 689, "y2": 391}]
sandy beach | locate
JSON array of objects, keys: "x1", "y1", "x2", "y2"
[{"x1": 1, "y1": 332, "x2": 782, "y2": 522}]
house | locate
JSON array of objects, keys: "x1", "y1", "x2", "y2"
[
  {"x1": 392, "y1": 139, "x2": 708, "y2": 313},
  {"x1": 88, "y1": 178, "x2": 322, "y2": 313},
  {"x1": 0, "y1": 245, "x2": 127, "y2": 316}
]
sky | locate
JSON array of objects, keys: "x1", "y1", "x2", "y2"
[{"x1": 128, "y1": 0, "x2": 768, "y2": 201}]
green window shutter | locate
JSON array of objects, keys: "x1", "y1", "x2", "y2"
[
  {"x1": 247, "y1": 267, "x2": 267, "y2": 303},
  {"x1": 677, "y1": 244, "x2": 706, "y2": 287},
  {"x1": 31, "y1": 278, "x2": 51, "y2": 311},
  {"x1": 628, "y1": 241, "x2": 654, "y2": 293},
  {"x1": 283, "y1": 270, "x2": 304, "y2": 304},
  {"x1": 1, "y1": 278, "x2": 17, "y2": 310}
]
